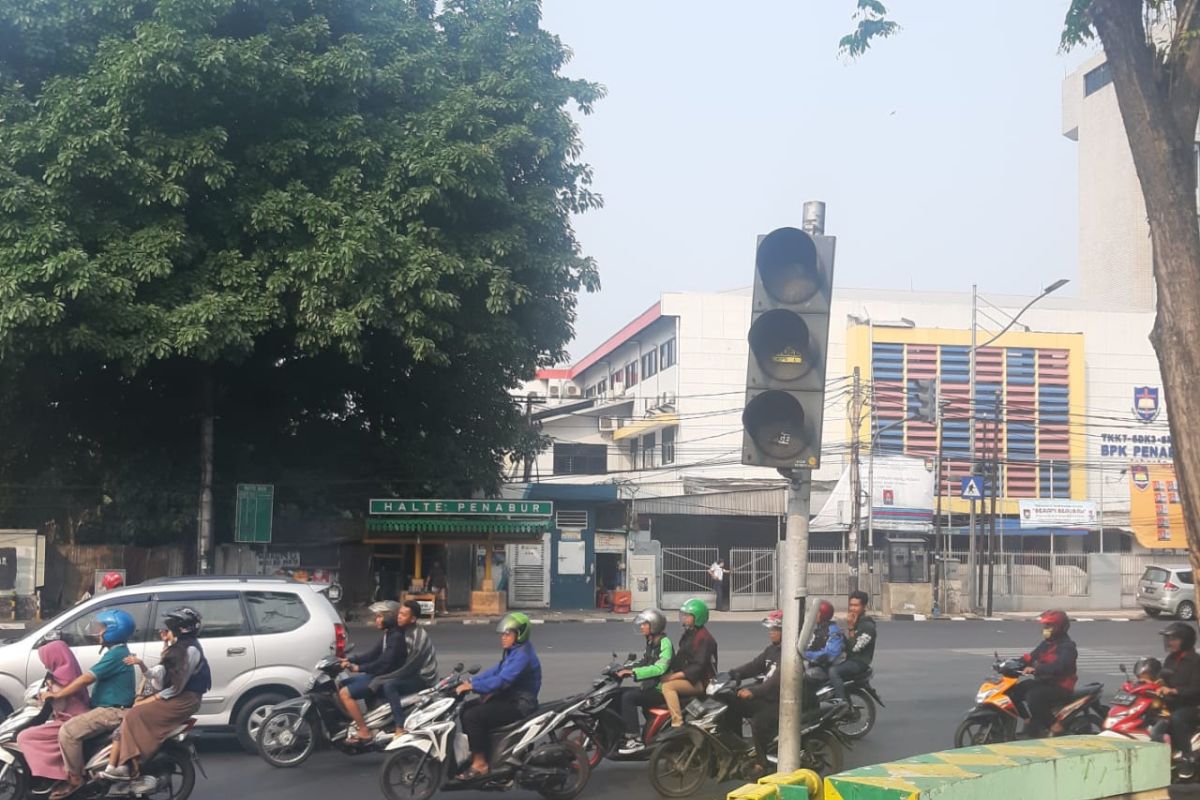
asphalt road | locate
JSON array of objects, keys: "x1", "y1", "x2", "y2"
[{"x1": 188, "y1": 619, "x2": 1176, "y2": 800}]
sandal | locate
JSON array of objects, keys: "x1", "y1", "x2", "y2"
[
  {"x1": 50, "y1": 781, "x2": 81, "y2": 800},
  {"x1": 346, "y1": 727, "x2": 373, "y2": 745},
  {"x1": 455, "y1": 767, "x2": 489, "y2": 782}
]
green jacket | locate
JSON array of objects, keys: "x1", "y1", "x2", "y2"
[{"x1": 632, "y1": 635, "x2": 674, "y2": 690}]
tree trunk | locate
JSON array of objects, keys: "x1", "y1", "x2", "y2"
[
  {"x1": 197, "y1": 369, "x2": 215, "y2": 575},
  {"x1": 1091, "y1": 2, "x2": 1200, "y2": 580}
]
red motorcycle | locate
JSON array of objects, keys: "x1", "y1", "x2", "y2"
[{"x1": 1100, "y1": 659, "x2": 1199, "y2": 782}]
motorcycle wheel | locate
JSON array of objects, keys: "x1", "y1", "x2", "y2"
[
  {"x1": 648, "y1": 736, "x2": 708, "y2": 798},
  {"x1": 258, "y1": 707, "x2": 319, "y2": 768},
  {"x1": 537, "y1": 742, "x2": 592, "y2": 800},
  {"x1": 954, "y1": 715, "x2": 1010, "y2": 748},
  {"x1": 837, "y1": 689, "x2": 877, "y2": 740},
  {"x1": 560, "y1": 720, "x2": 604, "y2": 769},
  {"x1": 1067, "y1": 715, "x2": 1101, "y2": 735},
  {"x1": 139, "y1": 743, "x2": 197, "y2": 800},
  {"x1": 800, "y1": 731, "x2": 843, "y2": 776},
  {"x1": 378, "y1": 748, "x2": 443, "y2": 800},
  {"x1": 0, "y1": 759, "x2": 28, "y2": 800}
]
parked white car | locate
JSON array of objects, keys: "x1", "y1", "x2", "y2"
[
  {"x1": 1137, "y1": 565, "x2": 1196, "y2": 620},
  {"x1": 0, "y1": 576, "x2": 346, "y2": 752}
]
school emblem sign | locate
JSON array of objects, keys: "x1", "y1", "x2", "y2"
[{"x1": 1133, "y1": 386, "x2": 1161, "y2": 423}]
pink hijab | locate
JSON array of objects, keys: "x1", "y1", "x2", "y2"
[{"x1": 37, "y1": 640, "x2": 89, "y2": 717}]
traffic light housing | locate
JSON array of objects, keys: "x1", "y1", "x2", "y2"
[
  {"x1": 742, "y1": 226, "x2": 836, "y2": 469},
  {"x1": 911, "y1": 379, "x2": 938, "y2": 424}
]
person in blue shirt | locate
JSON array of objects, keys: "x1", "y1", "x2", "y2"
[
  {"x1": 44, "y1": 609, "x2": 138, "y2": 799},
  {"x1": 802, "y1": 599, "x2": 845, "y2": 707},
  {"x1": 453, "y1": 612, "x2": 541, "y2": 780}
]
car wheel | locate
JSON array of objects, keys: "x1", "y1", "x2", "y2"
[
  {"x1": 1178, "y1": 601, "x2": 1196, "y2": 621},
  {"x1": 1145, "y1": 608, "x2": 1162, "y2": 617},
  {"x1": 236, "y1": 691, "x2": 292, "y2": 754}
]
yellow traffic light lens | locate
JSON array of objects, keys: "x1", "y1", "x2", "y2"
[
  {"x1": 742, "y1": 391, "x2": 807, "y2": 461},
  {"x1": 755, "y1": 227, "x2": 821, "y2": 305},
  {"x1": 748, "y1": 309, "x2": 815, "y2": 382}
]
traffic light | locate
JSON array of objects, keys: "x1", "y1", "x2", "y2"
[
  {"x1": 911, "y1": 379, "x2": 938, "y2": 424},
  {"x1": 742, "y1": 226, "x2": 836, "y2": 469}
]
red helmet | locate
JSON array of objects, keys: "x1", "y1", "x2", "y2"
[
  {"x1": 101, "y1": 571, "x2": 124, "y2": 591},
  {"x1": 817, "y1": 600, "x2": 835, "y2": 623},
  {"x1": 1038, "y1": 609, "x2": 1070, "y2": 637},
  {"x1": 763, "y1": 610, "x2": 784, "y2": 630}
]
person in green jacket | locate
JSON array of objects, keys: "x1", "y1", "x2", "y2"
[{"x1": 614, "y1": 608, "x2": 674, "y2": 755}]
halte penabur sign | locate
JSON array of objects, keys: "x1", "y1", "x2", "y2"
[{"x1": 369, "y1": 499, "x2": 553, "y2": 517}]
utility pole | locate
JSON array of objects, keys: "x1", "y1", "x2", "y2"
[
  {"x1": 848, "y1": 367, "x2": 862, "y2": 593},
  {"x1": 197, "y1": 371, "x2": 214, "y2": 575},
  {"x1": 967, "y1": 284, "x2": 978, "y2": 611},
  {"x1": 932, "y1": 400, "x2": 945, "y2": 612},
  {"x1": 777, "y1": 470, "x2": 811, "y2": 772},
  {"x1": 986, "y1": 393, "x2": 1001, "y2": 616},
  {"x1": 523, "y1": 392, "x2": 537, "y2": 483}
]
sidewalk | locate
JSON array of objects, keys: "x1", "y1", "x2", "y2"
[{"x1": 890, "y1": 609, "x2": 1150, "y2": 622}]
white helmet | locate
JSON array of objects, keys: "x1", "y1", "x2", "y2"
[{"x1": 633, "y1": 608, "x2": 667, "y2": 636}]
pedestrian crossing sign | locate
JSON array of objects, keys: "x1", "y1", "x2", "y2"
[{"x1": 960, "y1": 476, "x2": 985, "y2": 500}]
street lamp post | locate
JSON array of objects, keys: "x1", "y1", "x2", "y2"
[{"x1": 966, "y1": 279, "x2": 1069, "y2": 612}]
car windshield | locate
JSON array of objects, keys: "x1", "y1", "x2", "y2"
[{"x1": 1143, "y1": 568, "x2": 1170, "y2": 583}]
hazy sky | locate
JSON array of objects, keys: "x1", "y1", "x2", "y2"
[{"x1": 539, "y1": 1, "x2": 1097, "y2": 361}]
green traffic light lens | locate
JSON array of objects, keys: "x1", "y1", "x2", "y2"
[
  {"x1": 742, "y1": 391, "x2": 807, "y2": 461},
  {"x1": 755, "y1": 227, "x2": 820, "y2": 305},
  {"x1": 748, "y1": 309, "x2": 815, "y2": 382}
]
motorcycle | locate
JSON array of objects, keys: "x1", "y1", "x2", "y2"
[
  {"x1": 646, "y1": 672, "x2": 849, "y2": 798},
  {"x1": 377, "y1": 668, "x2": 592, "y2": 800},
  {"x1": 1100, "y1": 663, "x2": 1200, "y2": 783},
  {"x1": 813, "y1": 667, "x2": 885, "y2": 740},
  {"x1": 0, "y1": 675, "x2": 200, "y2": 800},
  {"x1": 257, "y1": 654, "x2": 459, "y2": 767},
  {"x1": 953, "y1": 653, "x2": 1106, "y2": 747}
]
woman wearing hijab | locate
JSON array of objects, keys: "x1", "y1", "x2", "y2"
[{"x1": 19, "y1": 640, "x2": 90, "y2": 782}]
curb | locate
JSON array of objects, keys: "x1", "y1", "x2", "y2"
[{"x1": 890, "y1": 613, "x2": 1146, "y2": 622}]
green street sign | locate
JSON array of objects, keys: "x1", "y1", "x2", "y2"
[
  {"x1": 235, "y1": 484, "x2": 274, "y2": 543},
  {"x1": 369, "y1": 499, "x2": 554, "y2": 518}
]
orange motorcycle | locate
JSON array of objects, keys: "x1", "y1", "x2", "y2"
[{"x1": 953, "y1": 653, "x2": 1107, "y2": 747}]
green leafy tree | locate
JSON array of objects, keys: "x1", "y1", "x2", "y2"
[
  {"x1": 843, "y1": 1, "x2": 1200, "y2": 579},
  {"x1": 0, "y1": 0, "x2": 601, "y2": 546}
]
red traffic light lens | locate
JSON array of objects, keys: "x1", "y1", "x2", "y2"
[
  {"x1": 755, "y1": 227, "x2": 820, "y2": 305},
  {"x1": 742, "y1": 391, "x2": 807, "y2": 461},
  {"x1": 748, "y1": 309, "x2": 816, "y2": 382}
]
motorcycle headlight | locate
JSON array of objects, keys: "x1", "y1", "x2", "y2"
[
  {"x1": 305, "y1": 675, "x2": 317, "y2": 691},
  {"x1": 976, "y1": 688, "x2": 997, "y2": 704}
]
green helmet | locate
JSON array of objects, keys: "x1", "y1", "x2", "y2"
[
  {"x1": 497, "y1": 612, "x2": 532, "y2": 643},
  {"x1": 680, "y1": 598, "x2": 709, "y2": 628}
]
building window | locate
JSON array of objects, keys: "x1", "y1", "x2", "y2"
[
  {"x1": 596, "y1": 378, "x2": 606, "y2": 395},
  {"x1": 624, "y1": 361, "x2": 639, "y2": 387},
  {"x1": 641, "y1": 433, "x2": 657, "y2": 469},
  {"x1": 611, "y1": 371, "x2": 622, "y2": 386},
  {"x1": 549, "y1": 385, "x2": 560, "y2": 398},
  {"x1": 662, "y1": 426, "x2": 676, "y2": 465},
  {"x1": 556, "y1": 510, "x2": 589, "y2": 528},
  {"x1": 553, "y1": 443, "x2": 607, "y2": 475},
  {"x1": 628, "y1": 438, "x2": 639, "y2": 470},
  {"x1": 642, "y1": 349, "x2": 658, "y2": 379},
  {"x1": 584, "y1": 386, "x2": 595, "y2": 398},
  {"x1": 1084, "y1": 62, "x2": 1112, "y2": 96},
  {"x1": 660, "y1": 338, "x2": 677, "y2": 369}
]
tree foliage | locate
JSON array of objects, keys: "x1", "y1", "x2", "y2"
[{"x1": 0, "y1": 0, "x2": 601, "y2": 543}]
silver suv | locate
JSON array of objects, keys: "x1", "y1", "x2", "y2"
[
  {"x1": 1137, "y1": 565, "x2": 1196, "y2": 620},
  {"x1": 0, "y1": 576, "x2": 345, "y2": 751}
]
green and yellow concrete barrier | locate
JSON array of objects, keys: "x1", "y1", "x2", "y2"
[{"x1": 726, "y1": 736, "x2": 1170, "y2": 800}]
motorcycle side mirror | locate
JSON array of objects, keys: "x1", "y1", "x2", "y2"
[
  {"x1": 993, "y1": 650, "x2": 999, "y2": 660},
  {"x1": 628, "y1": 653, "x2": 637, "y2": 661},
  {"x1": 468, "y1": 665, "x2": 481, "y2": 675},
  {"x1": 1119, "y1": 664, "x2": 1128, "y2": 675},
  {"x1": 453, "y1": 662, "x2": 465, "y2": 673}
]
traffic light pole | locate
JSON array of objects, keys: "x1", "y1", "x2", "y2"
[{"x1": 777, "y1": 469, "x2": 811, "y2": 773}]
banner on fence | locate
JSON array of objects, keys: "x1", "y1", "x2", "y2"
[
  {"x1": 1129, "y1": 464, "x2": 1187, "y2": 549},
  {"x1": 1018, "y1": 499, "x2": 1097, "y2": 528}
]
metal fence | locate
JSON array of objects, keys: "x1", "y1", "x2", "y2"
[
  {"x1": 661, "y1": 546, "x2": 718, "y2": 608},
  {"x1": 807, "y1": 549, "x2": 884, "y2": 606},
  {"x1": 729, "y1": 548, "x2": 776, "y2": 611}
]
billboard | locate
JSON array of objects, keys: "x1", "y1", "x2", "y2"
[
  {"x1": 1018, "y1": 499, "x2": 1097, "y2": 528},
  {"x1": 1128, "y1": 464, "x2": 1187, "y2": 549}
]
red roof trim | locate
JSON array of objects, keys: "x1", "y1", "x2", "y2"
[
  {"x1": 568, "y1": 302, "x2": 663, "y2": 378},
  {"x1": 535, "y1": 368, "x2": 572, "y2": 380}
]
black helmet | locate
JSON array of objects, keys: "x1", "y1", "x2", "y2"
[
  {"x1": 1160, "y1": 622, "x2": 1197, "y2": 651},
  {"x1": 1134, "y1": 656, "x2": 1163, "y2": 681},
  {"x1": 163, "y1": 606, "x2": 202, "y2": 636}
]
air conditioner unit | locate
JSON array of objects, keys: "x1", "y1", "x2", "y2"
[
  {"x1": 598, "y1": 417, "x2": 619, "y2": 433},
  {"x1": 566, "y1": 385, "x2": 580, "y2": 397},
  {"x1": 662, "y1": 391, "x2": 677, "y2": 406}
]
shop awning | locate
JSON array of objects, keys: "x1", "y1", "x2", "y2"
[
  {"x1": 366, "y1": 518, "x2": 551, "y2": 536},
  {"x1": 612, "y1": 413, "x2": 679, "y2": 441}
]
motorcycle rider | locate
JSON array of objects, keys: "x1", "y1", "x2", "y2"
[
  {"x1": 828, "y1": 590, "x2": 877, "y2": 704},
  {"x1": 378, "y1": 600, "x2": 439, "y2": 737},
  {"x1": 660, "y1": 598, "x2": 718, "y2": 728},
  {"x1": 723, "y1": 610, "x2": 783, "y2": 775},
  {"x1": 45, "y1": 609, "x2": 138, "y2": 799},
  {"x1": 1158, "y1": 622, "x2": 1200, "y2": 776},
  {"x1": 340, "y1": 600, "x2": 406, "y2": 744},
  {"x1": 1014, "y1": 609, "x2": 1078, "y2": 738},
  {"x1": 614, "y1": 608, "x2": 674, "y2": 755},
  {"x1": 454, "y1": 612, "x2": 541, "y2": 781}
]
